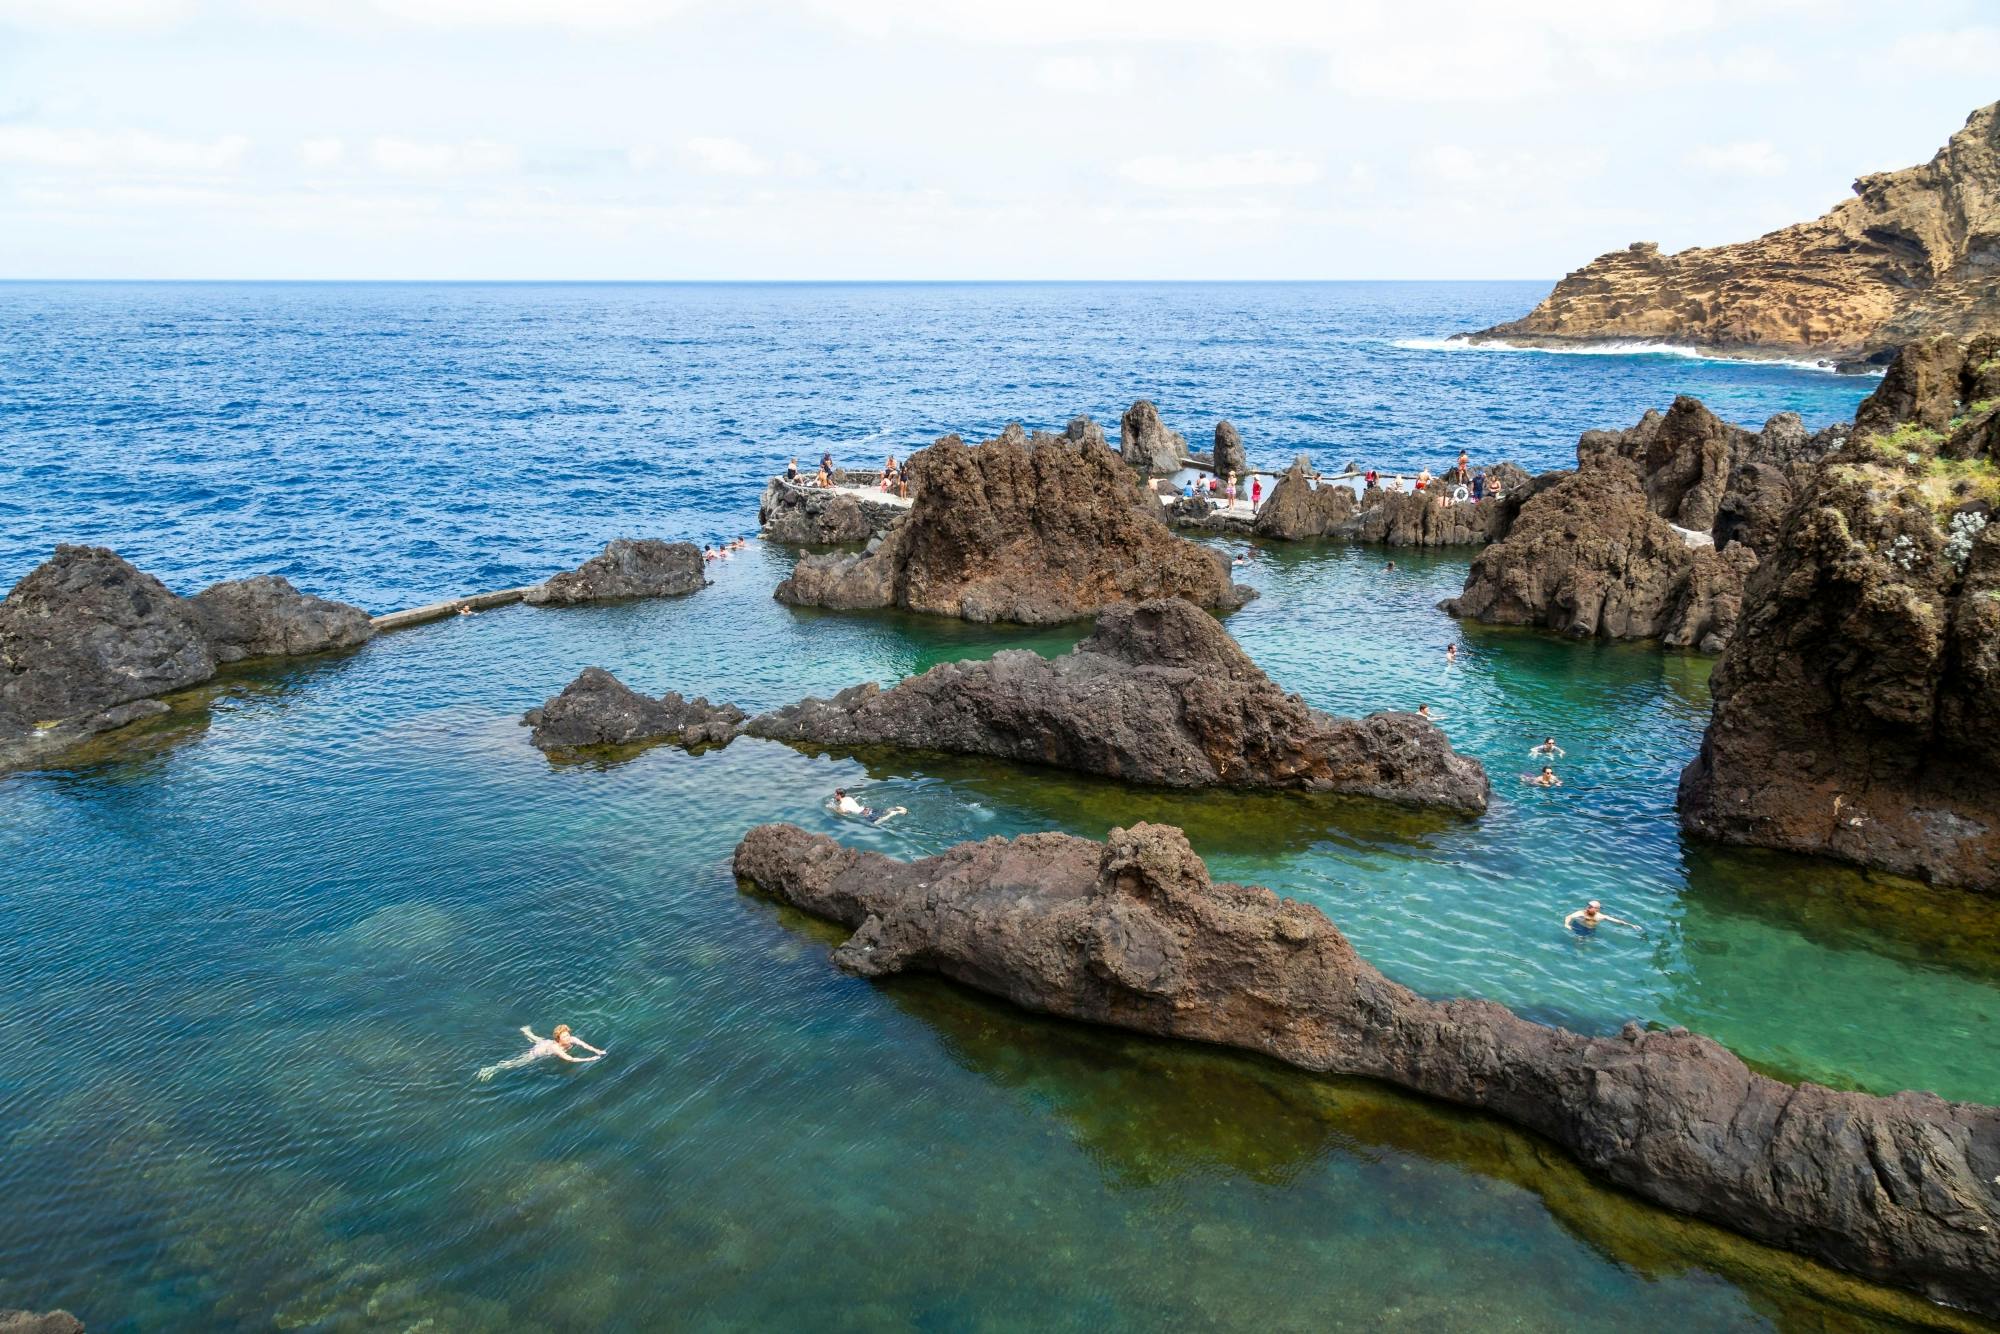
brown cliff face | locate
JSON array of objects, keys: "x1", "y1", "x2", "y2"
[
  {"x1": 733, "y1": 821, "x2": 2000, "y2": 1318},
  {"x1": 1678, "y1": 335, "x2": 2000, "y2": 890},
  {"x1": 1470, "y1": 102, "x2": 2000, "y2": 361},
  {"x1": 775, "y1": 429, "x2": 1252, "y2": 624}
]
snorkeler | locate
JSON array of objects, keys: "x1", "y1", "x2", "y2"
[
  {"x1": 476, "y1": 1024, "x2": 606, "y2": 1080},
  {"x1": 1522, "y1": 766, "x2": 1561, "y2": 787},
  {"x1": 1530, "y1": 737, "x2": 1565, "y2": 759},
  {"x1": 1564, "y1": 901, "x2": 1644, "y2": 937},
  {"x1": 832, "y1": 788, "x2": 906, "y2": 826}
]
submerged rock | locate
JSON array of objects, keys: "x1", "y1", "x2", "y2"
[
  {"x1": 1117, "y1": 399, "x2": 1189, "y2": 476},
  {"x1": 523, "y1": 665, "x2": 743, "y2": 750},
  {"x1": 0, "y1": 1313, "x2": 86, "y2": 1334},
  {"x1": 556, "y1": 599, "x2": 1488, "y2": 813},
  {"x1": 0, "y1": 546, "x2": 373, "y2": 771},
  {"x1": 525, "y1": 539, "x2": 706, "y2": 606},
  {"x1": 733, "y1": 820, "x2": 2000, "y2": 1318},
  {"x1": 1679, "y1": 337, "x2": 2000, "y2": 890},
  {"x1": 774, "y1": 429, "x2": 1253, "y2": 624}
]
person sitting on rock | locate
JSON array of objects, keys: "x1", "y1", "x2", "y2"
[
  {"x1": 785, "y1": 457, "x2": 800, "y2": 483},
  {"x1": 1564, "y1": 900, "x2": 1642, "y2": 936},
  {"x1": 1523, "y1": 765, "x2": 1561, "y2": 787},
  {"x1": 814, "y1": 463, "x2": 833, "y2": 488},
  {"x1": 1415, "y1": 468, "x2": 1433, "y2": 492}
]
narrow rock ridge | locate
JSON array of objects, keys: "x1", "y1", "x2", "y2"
[
  {"x1": 1678, "y1": 333, "x2": 2000, "y2": 889},
  {"x1": 0, "y1": 546, "x2": 373, "y2": 773},
  {"x1": 1467, "y1": 101, "x2": 2000, "y2": 360},
  {"x1": 758, "y1": 477, "x2": 906, "y2": 546},
  {"x1": 523, "y1": 538, "x2": 706, "y2": 605},
  {"x1": 732, "y1": 820, "x2": 2000, "y2": 1318},
  {"x1": 775, "y1": 428, "x2": 1253, "y2": 624},
  {"x1": 527, "y1": 598, "x2": 1490, "y2": 813},
  {"x1": 1252, "y1": 456, "x2": 1543, "y2": 546}
]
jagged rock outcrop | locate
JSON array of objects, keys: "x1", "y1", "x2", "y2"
[
  {"x1": 533, "y1": 599, "x2": 1488, "y2": 813},
  {"x1": 1211, "y1": 420, "x2": 1247, "y2": 478},
  {"x1": 1442, "y1": 455, "x2": 1749, "y2": 651},
  {"x1": 733, "y1": 820, "x2": 2000, "y2": 1317},
  {"x1": 0, "y1": 1312, "x2": 85, "y2": 1334},
  {"x1": 1063, "y1": 415, "x2": 1107, "y2": 449},
  {"x1": 1679, "y1": 338, "x2": 2000, "y2": 890},
  {"x1": 1253, "y1": 458, "x2": 1543, "y2": 546},
  {"x1": 523, "y1": 538, "x2": 705, "y2": 605},
  {"x1": 775, "y1": 430, "x2": 1253, "y2": 624},
  {"x1": 1118, "y1": 399, "x2": 1189, "y2": 476},
  {"x1": 758, "y1": 477, "x2": 906, "y2": 546},
  {"x1": 1579, "y1": 398, "x2": 1846, "y2": 541},
  {"x1": 0, "y1": 546, "x2": 373, "y2": 771},
  {"x1": 523, "y1": 665, "x2": 743, "y2": 750},
  {"x1": 1467, "y1": 102, "x2": 2000, "y2": 361}
]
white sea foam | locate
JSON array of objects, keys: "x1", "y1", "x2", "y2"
[{"x1": 1391, "y1": 335, "x2": 1879, "y2": 376}]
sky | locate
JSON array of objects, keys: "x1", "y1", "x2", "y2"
[{"x1": 0, "y1": 0, "x2": 1995, "y2": 280}]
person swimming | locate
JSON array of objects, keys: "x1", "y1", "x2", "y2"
[
  {"x1": 1522, "y1": 765, "x2": 1561, "y2": 787},
  {"x1": 1530, "y1": 737, "x2": 1565, "y2": 758},
  {"x1": 832, "y1": 788, "x2": 906, "y2": 826},
  {"x1": 1564, "y1": 900, "x2": 1644, "y2": 937},
  {"x1": 1445, "y1": 643, "x2": 1458, "y2": 664},
  {"x1": 476, "y1": 1023, "x2": 606, "y2": 1080},
  {"x1": 1416, "y1": 704, "x2": 1445, "y2": 722}
]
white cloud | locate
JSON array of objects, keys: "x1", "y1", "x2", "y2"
[
  {"x1": 1117, "y1": 149, "x2": 1319, "y2": 190},
  {"x1": 1032, "y1": 54, "x2": 1137, "y2": 92},
  {"x1": 683, "y1": 136, "x2": 769, "y2": 177},
  {"x1": 1686, "y1": 140, "x2": 1787, "y2": 177},
  {"x1": 0, "y1": 125, "x2": 249, "y2": 171},
  {"x1": 368, "y1": 136, "x2": 517, "y2": 175},
  {"x1": 298, "y1": 136, "x2": 345, "y2": 168},
  {"x1": 0, "y1": 0, "x2": 191, "y2": 30}
]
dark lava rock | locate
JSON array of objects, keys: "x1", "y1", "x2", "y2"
[
  {"x1": 192, "y1": 574, "x2": 374, "y2": 662},
  {"x1": 1118, "y1": 399, "x2": 1189, "y2": 476},
  {"x1": 1252, "y1": 457, "x2": 1358, "y2": 539},
  {"x1": 1254, "y1": 457, "x2": 1542, "y2": 547},
  {"x1": 734, "y1": 819, "x2": 2000, "y2": 1319},
  {"x1": 524, "y1": 539, "x2": 705, "y2": 606},
  {"x1": 774, "y1": 429, "x2": 1253, "y2": 624},
  {"x1": 1063, "y1": 415, "x2": 1108, "y2": 449},
  {"x1": 0, "y1": 1312, "x2": 86, "y2": 1334},
  {"x1": 1212, "y1": 420, "x2": 1247, "y2": 478},
  {"x1": 757, "y1": 477, "x2": 903, "y2": 546},
  {"x1": 0, "y1": 546, "x2": 373, "y2": 770},
  {"x1": 1678, "y1": 342, "x2": 2000, "y2": 890},
  {"x1": 744, "y1": 598, "x2": 1486, "y2": 813},
  {"x1": 1442, "y1": 455, "x2": 1751, "y2": 650},
  {"x1": 524, "y1": 666, "x2": 744, "y2": 750}
]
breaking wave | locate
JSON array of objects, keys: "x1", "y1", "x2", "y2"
[{"x1": 1391, "y1": 335, "x2": 1879, "y2": 376}]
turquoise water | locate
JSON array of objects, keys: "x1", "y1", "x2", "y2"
[
  {"x1": 8, "y1": 282, "x2": 1992, "y2": 1329},
  {"x1": 4, "y1": 546, "x2": 1996, "y2": 1331}
]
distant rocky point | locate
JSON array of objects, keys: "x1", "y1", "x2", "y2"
[
  {"x1": 1465, "y1": 101, "x2": 2000, "y2": 362},
  {"x1": 529, "y1": 597, "x2": 1490, "y2": 813},
  {"x1": 0, "y1": 546, "x2": 374, "y2": 773}
]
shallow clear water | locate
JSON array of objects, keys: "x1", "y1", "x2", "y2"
[{"x1": 6, "y1": 284, "x2": 1994, "y2": 1331}]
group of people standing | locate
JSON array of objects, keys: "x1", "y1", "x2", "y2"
[{"x1": 1362, "y1": 450, "x2": 1501, "y2": 503}]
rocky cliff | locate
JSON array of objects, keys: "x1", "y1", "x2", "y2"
[
  {"x1": 0, "y1": 546, "x2": 373, "y2": 772},
  {"x1": 1469, "y1": 102, "x2": 2000, "y2": 361},
  {"x1": 775, "y1": 428, "x2": 1252, "y2": 623},
  {"x1": 528, "y1": 598, "x2": 1489, "y2": 813},
  {"x1": 1678, "y1": 335, "x2": 2000, "y2": 890},
  {"x1": 733, "y1": 820, "x2": 2000, "y2": 1317}
]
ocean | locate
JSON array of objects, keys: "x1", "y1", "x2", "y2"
[{"x1": 4, "y1": 282, "x2": 1990, "y2": 1331}]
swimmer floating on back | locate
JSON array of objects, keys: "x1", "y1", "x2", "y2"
[
  {"x1": 832, "y1": 788, "x2": 906, "y2": 826},
  {"x1": 477, "y1": 1023, "x2": 606, "y2": 1080},
  {"x1": 1530, "y1": 737, "x2": 1564, "y2": 759},
  {"x1": 1564, "y1": 900, "x2": 1645, "y2": 937}
]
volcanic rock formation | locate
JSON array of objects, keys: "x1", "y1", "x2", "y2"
[
  {"x1": 1251, "y1": 457, "x2": 1541, "y2": 546},
  {"x1": 529, "y1": 598, "x2": 1489, "y2": 813},
  {"x1": 1118, "y1": 399, "x2": 1189, "y2": 476},
  {"x1": 1678, "y1": 335, "x2": 2000, "y2": 890},
  {"x1": 523, "y1": 666, "x2": 744, "y2": 750},
  {"x1": 0, "y1": 546, "x2": 373, "y2": 771},
  {"x1": 775, "y1": 429, "x2": 1253, "y2": 623},
  {"x1": 733, "y1": 820, "x2": 2000, "y2": 1318},
  {"x1": 1210, "y1": 420, "x2": 1248, "y2": 478},
  {"x1": 757, "y1": 476, "x2": 908, "y2": 546},
  {"x1": 1468, "y1": 102, "x2": 2000, "y2": 361},
  {"x1": 524, "y1": 538, "x2": 706, "y2": 605}
]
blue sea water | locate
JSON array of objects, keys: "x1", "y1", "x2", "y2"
[{"x1": 4, "y1": 283, "x2": 1993, "y2": 1332}]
